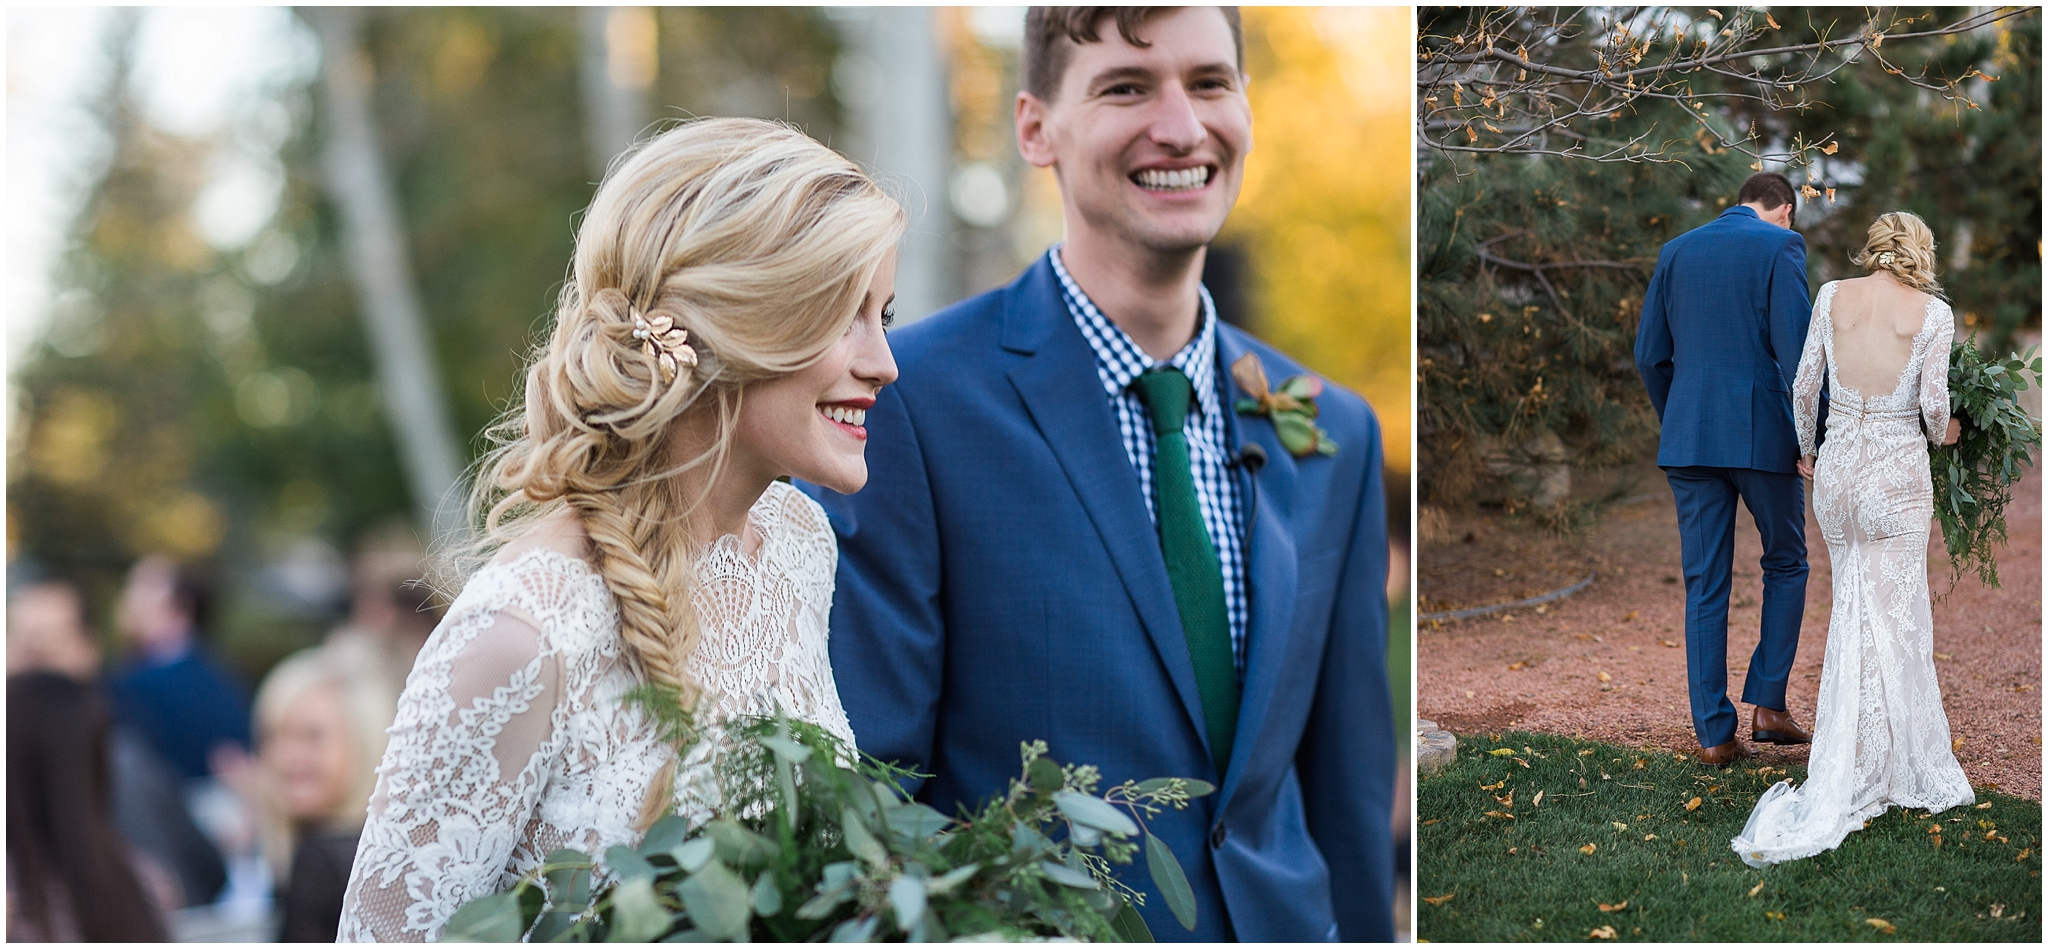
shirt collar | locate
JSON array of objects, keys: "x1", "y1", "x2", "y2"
[{"x1": 1048, "y1": 245, "x2": 1222, "y2": 421}]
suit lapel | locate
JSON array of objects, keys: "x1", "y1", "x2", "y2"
[
  {"x1": 1215, "y1": 330, "x2": 1302, "y2": 810},
  {"x1": 1002, "y1": 261, "x2": 1213, "y2": 755}
]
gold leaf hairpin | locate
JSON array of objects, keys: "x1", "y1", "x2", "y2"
[{"x1": 631, "y1": 311, "x2": 698, "y2": 384}]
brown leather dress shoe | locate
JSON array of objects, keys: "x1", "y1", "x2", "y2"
[
  {"x1": 1697, "y1": 741, "x2": 1747, "y2": 767},
  {"x1": 1753, "y1": 706, "x2": 1812, "y2": 745}
]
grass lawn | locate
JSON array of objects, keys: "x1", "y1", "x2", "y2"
[{"x1": 1417, "y1": 731, "x2": 2041, "y2": 942}]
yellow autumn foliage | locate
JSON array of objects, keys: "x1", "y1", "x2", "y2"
[{"x1": 1227, "y1": 7, "x2": 1412, "y2": 471}]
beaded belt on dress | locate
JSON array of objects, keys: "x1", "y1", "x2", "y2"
[{"x1": 1829, "y1": 403, "x2": 1920, "y2": 421}]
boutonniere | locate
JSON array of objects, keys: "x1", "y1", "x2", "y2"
[{"x1": 1231, "y1": 353, "x2": 1338, "y2": 458}]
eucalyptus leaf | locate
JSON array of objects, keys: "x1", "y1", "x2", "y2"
[
  {"x1": 820, "y1": 860, "x2": 861, "y2": 892},
  {"x1": 545, "y1": 865, "x2": 591, "y2": 912},
  {"x1": 1038, "y1": 860, "x2": 1099, "y2": 889},
  {"x1": 1052, "y1": 791, "x2": 1141, "y2": 836},
  {"x1": 1011, "y1": 822, "x2": 1055, "y2": 858},
  {"x1": 705, "y1": 819, "x2": 779, "y2": 868},
  {"x1": 751, "y1": 872, "x2": 783, "y2": 917},
  {"x1": 671, "y1": 838, "x2": 716, "y2": 873},
  {"x1": 441, "y1": 891, "x2": 527, "y2": 942},
  {"x1": 829, "y1": 915, "x2": 880, "y2": 943},
  {"x1": 528, "y1": 910, "x2": 580, "y2": 943},
  {"x1": 641, "y1": 814, "x2": 693, "y2": 855},
  {"x1": 840, "y1": 806, "x2": 890, "y2": 866},
  {"x1": 889, "y1": 874, "x2": 929, "y2": 932},
  {"x1": 544, "y1": 847, "x2": 595, "y2": 869},
  {"x1": 676, "y1": 860, "x2": 751, "y2": 941},
  {"x1": 605, "y1": 877, "x2": 672, "y2": 943},
  {"x1": 758, "y1": 734, "x2": 813, "y2": 763},
  {"x1": 924, "y1": 862, "x2": 980, "y2": 896},
  {"x1": 658, "y1": 929, "x2": 712, "y2": 942},
  {"x1": 1028, "y1": 756, "x2": 1065, "y2": 792},
  {"x1": 605, "y1": 845, "x2": 657, "y2": 884},
  {"x1": 884, "y1": 802, "x2": 953, "y2": 842},
  {"x1": 1108, "y1": 901, "x2": 1156, "y2": 942},
  {"x1": 1144, "y1": 831, "x2": 1198, "y2": 931},
  {"x1": 1068, "y1": 821, "x2": 1104, "y2": 848}
]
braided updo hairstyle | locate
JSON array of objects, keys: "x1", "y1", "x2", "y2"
[
  {"x1": 1851, "y1": 210, "x2": 1944, "y2": 297},
  {"x1": 453, "y1": 118, "x2": 903, "y2": 825}
]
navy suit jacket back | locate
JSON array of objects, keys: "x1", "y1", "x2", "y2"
[
  {"x1": 802, "y1": 256, "x2": 1395, "y2": 941},
  {"x1": 1634, "y1": 205, "x2": 1814, "y2": 472}
]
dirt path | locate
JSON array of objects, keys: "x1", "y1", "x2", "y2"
[{"x1": 1418, "y1": 463, "x2": 2041, "y2": 799}]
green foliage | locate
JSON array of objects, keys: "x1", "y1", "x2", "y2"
[
  {"x1": 444, "y1": 699, "x2": 1214, "y2": 942},
  {"x1": 1418, "y1": 731, "x2": 2042, "y2": 942},
  {"x1": 1931, "y1": 342, "x2": 2043, "y2": 592}
]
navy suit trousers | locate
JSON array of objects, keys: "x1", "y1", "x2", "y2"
[{"x1": 1663, "y1": 466, "x2": 1809, "y2": 747}]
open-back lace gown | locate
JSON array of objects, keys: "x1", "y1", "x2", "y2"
[
  {"x1": 337, "y1": 482, "x2": 854, "y2": 940},
  {"x1": 1731, "y1": 281, "x2": 1974, "y2": 868}
]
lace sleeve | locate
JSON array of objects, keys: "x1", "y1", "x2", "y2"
[
  {"x1": 1920, "y1": 299, "x2": 1956, "y2": 447},
  {"x1": 1792, "y1": 283, "x2": 1833, "y2": 458},
  {"x1": 338, "y1": 606, "x2": 564, "y2": 942}
]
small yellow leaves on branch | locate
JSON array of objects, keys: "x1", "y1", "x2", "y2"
[
  {"x1": 1870, "y1": 32, "x2": 1885, "y2": 49},
  {"x1": 1765, "y1": 12, "x2": 1781, "y2": 30},
  {"x1": 1801, "y1": 185, "x2": 1821, "y2": 200},
  {"x1": 1580, "y1": 843, "x2": 1599, "y2": 855},
  {"x1": 1750, "y1": 161, "x2": 1764, "y2": 171},
  {"x1": 1706, "y1": 8, "x2": 1723, "y2": 19},
  {"x1": 1596, "y1": 900, "x2": 1628, "y2": 913},
  {"x1": 1589, "y1": 925, "x2": 1618, "y2": 939},
  {"x1": 1684, "y1": 797, "x2": 1703, "y2": 812},
  {"x1": 1866, "y1": 918, "x2": 1896, "y2": 934},
  {"x1": 1826, "y1": 189, "x2": 1837, "y2": 204},
  {"x1": 1423, "y1": 893, "x2": 1455, "y2": 906},
  {"x1": 1747, "y1": 881, "x2": 1765, "y2": 898}
]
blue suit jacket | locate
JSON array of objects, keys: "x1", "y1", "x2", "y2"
[
  {"x1": 1634, "y1": 205, "x2": 1814, "y2": 473},
  {"x1": 801, "y1": 256, "x2": 1395, "y2": 941},
  {"x1": 109, "y1": 645, "x2": 253, "y2": 781}
]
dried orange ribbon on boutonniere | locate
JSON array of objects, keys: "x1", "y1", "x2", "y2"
[{"x1": 1231, "y1": 353, "x2": 1338, "y2": 458}]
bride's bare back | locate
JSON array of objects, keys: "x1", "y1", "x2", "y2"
[{"x1": 1826, "y1": 273, "x2": 1937, "y2": 396}]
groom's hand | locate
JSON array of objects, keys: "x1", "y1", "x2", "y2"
[
  {"x1": 1796, "y1": 456, "x2": 1815, "y2": 480},
  {"x1": 1943, "y1": 417, "x2": 1962, "y2": 446}
]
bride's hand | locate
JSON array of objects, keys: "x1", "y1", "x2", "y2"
[
  {"x1": 1796, "y1": 456, "x2": 1815, "y2": 480},
  {"x1": 1943, "y1": 417, "x2": 1961, "y2": 446}
]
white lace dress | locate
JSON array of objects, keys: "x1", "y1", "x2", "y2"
[
  {"x1": 337, "y1": 482, "x2": 855, "y2": 941},
  {"x1": 1732, "y1": 282, "x2": 1974, "y2": 868}
]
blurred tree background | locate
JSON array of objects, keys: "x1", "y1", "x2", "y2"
[
  {"x1": 9, "y1": 7, "x2": 1411, "y2": 684},
  {"x1": 1417, "y1": 6, "x2": 2040, "y2": 512}
]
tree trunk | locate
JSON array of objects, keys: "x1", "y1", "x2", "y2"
[
  {"x1": 307, "y1": 7, "x2": 468, "y2": 543},
  {"x1": 578, "y1": 7, "x2": 656, "y2": 182}
]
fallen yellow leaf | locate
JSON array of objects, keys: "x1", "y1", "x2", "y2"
[
  {"x1": 1484, "y1": 810, "x2": 1516, "y2": 820},
  {"x1": 1589, "y1": 925, "x2": 1617, "y2": 940},
  {"x1": 1954, "y1": 738, "x2": 1966, "y2": 751},
  {"x1": 1580, "y1": 843, "x2": 1598, "y2": 855},
  {"x1": 1423, "y1": 893, "x2": 1455, "y2": 906},
  {"x1": 1578, "y1": 749, "x2": 1596, "y2": 757},
  {"x1": 1596, "y1": 900, "x2": 1628, "y2": 912},
  {"x1": 1597, "y1": 671, "x2": 1613, "y2": 682},
  {"x1": 1935, "y1": 653, "x2": 1953, "y2": 661},
  {"x1": 1491, "y1": 748, "x2": 1517, "y2": 756},
  {"x1": 2018, "y1": 848, "x2": 2032, "y2": 862},
  {"x1": 1764, "y1": 910, "x2": 1786, "y2": 922},
  {"x1": 1643, "y1": 834, "x2": 1658, "y2": 841},
  {"x1": 1481, "y1": 779, "x2": 1507, "y2": 790},
  {"x1": 1866, "y1": 918, "x2": 1895, "y2": 934},
  {"x1": 1661, "y1": 639, "x2": 1679, "y2": 648},
  {"x1": 1977, "y1": 802, "x2": 1993, "y2": 809},
  {"x1": 1612, "y1": 822, "x2": 1628, "y2": 831},
  {"x1": 1534, "y1": 791, "x2": 1546, "y2": 807},
  {"x1": 1747, "y1": 881, "x2": 1765, "y2": 897},
  {"x1": 1684, "y1": 797, "x2": 1703, "y2": 812},
  {"x1": 1624, "y1": 610, "x2": 1638, "y2": 622}
]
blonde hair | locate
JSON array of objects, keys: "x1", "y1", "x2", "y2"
[
  {"x1": 1851, "y1": 210, "x2": 1944, "y2": 297},
  {"x1": 450, "y1": 117, "x2": 903, "y2": 825},
  {"x1": 254, "y1": 647, "x2": 393, "y2": 877}
]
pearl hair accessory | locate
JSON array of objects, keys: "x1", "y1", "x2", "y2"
[
  {"x1": 1876, "y1": 251, "x2": 1898, "y2": 267},
  {"x1": 631, "y1": 311, "x2": 698, "y2": 384}
]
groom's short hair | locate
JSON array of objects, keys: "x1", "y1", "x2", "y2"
[
  {"x1": 1737, "y1": 172, "x2": 1798, "y2": 214},
  {"x1": 1022, "y1": 7, "x2": 1244, "y2": 103}
]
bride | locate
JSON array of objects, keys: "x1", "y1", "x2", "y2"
[
  {"x1": 1732, "y1": 210, "x2": 1974, "y2": 868},
  {"x1": 338, "y1": 118, "x2": 904, "y2": 941}
]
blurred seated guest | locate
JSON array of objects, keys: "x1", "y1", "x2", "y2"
[
  {"x1": 109, "y1": 555, "x2": 254, "y2": 781},
  {"x1": 323, "y1": 530, "x2": 441, "y2": 703},
  {"x1": 6, "y1": 578, "x2": 229, "y2": 908},
  {"x1": 6, "y1": 579, "x2": 101, "y2": 680},
  {"x1": 255, "y1": 648, "x2": 391, "y2": 942},
  {"x1": 6, "y1": 671, "x2": 172, "y2": 941}
]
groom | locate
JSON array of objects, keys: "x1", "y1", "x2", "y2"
[
  {"x1": 803, "y1": 6, "x2": 1393, "y2": 942},
  {"x1": 1634, "y1": 171, "x2": 1816, "y2": 766}
]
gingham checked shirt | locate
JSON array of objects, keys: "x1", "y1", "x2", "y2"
[{"x1": 1049, "y1": 246, "x2": 1249, "y2": 676}]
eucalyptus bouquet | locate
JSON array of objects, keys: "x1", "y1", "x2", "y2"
[
  {"x1": 1930, "y1": 341, "x2": 2042, "y2": 591},
  {"x1": 442, "y1": 689, "x2": 1210, "y2": 942}
]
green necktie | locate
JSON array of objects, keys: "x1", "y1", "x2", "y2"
[{"x1": 1132, "y1": 367, "x2": 1239, "y2": 776}]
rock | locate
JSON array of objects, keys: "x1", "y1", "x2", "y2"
[{"x1": 1417, "y1": 719, "x2": 1459, "y2": 776}]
